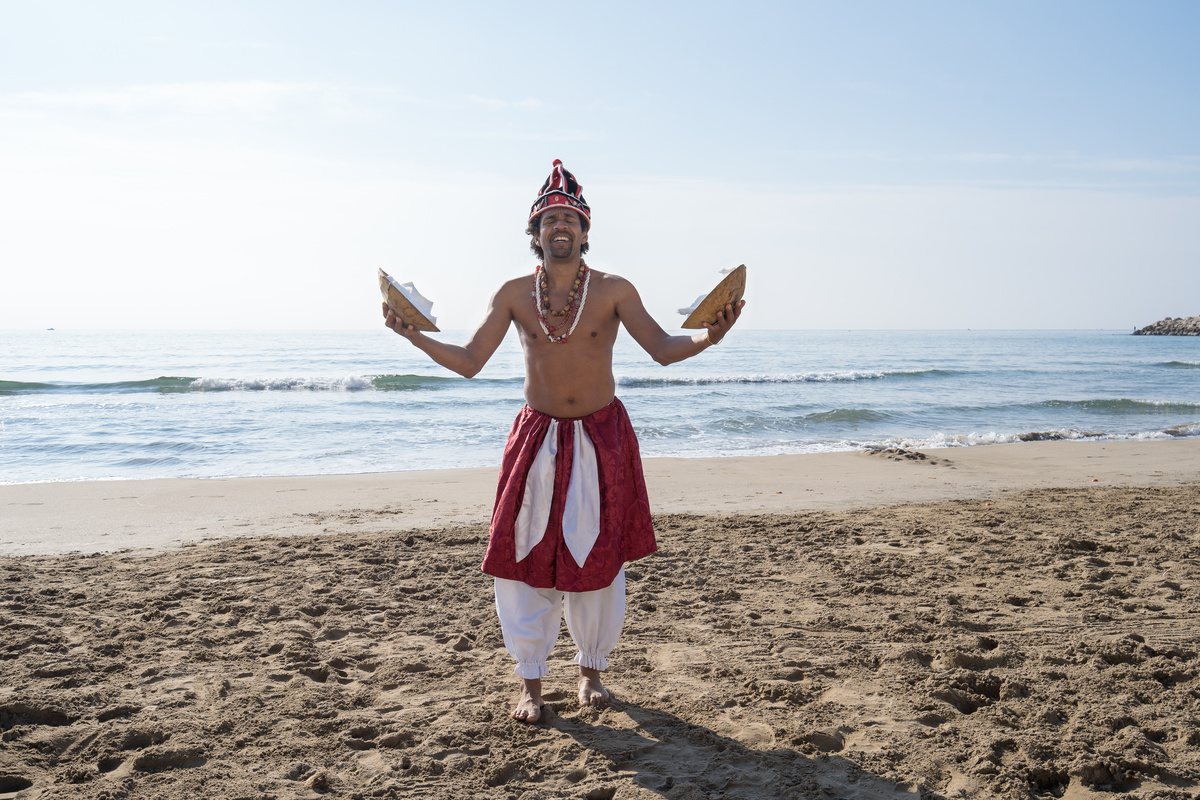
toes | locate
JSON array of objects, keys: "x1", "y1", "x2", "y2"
[{"x1": 511, "y1": 703, "x2": 544, "y2": 722}]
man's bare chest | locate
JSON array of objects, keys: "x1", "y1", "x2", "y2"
[{"x1": 512, "y1": 291, "x2": 619, "y2": 348}]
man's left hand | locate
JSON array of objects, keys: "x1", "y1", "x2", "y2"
[{"x1": 704, "y1": 300, "x2": 746, "y2": 345}]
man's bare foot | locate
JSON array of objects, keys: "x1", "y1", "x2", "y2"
[
  {"x1": 512, "y1": 678, "x2": 545, "y2": 723},
  {"x1": 579, "y1": 667, "x2": 611, "y2": 708}
]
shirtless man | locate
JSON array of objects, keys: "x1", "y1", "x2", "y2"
[{"x1": 383, "y1": 160, "x2": 743, "y2": 722}]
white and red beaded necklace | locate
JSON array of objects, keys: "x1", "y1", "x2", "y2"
[{"x1": 533, "y1": 260, "x2": 591, "y2": 344}]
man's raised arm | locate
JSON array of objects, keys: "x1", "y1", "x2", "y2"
[
  {"x1": 614, "y1": 278, "x2": 744, "y2": 366},
  {"x1": 383, "y1": 283, "x2": 515, "y2": 379}
]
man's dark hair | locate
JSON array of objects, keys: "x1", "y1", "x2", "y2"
[{"x1": 525, "y1": 213, "x2": 590, "y2": 262}]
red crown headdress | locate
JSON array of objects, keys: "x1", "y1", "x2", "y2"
[{"x1": 528, "y1": 159, "x2": 591, "y2": 224}]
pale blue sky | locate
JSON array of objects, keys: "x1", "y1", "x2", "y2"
[{"x1": 2, "y1": 1, "x2": 1197, "y2": 330}]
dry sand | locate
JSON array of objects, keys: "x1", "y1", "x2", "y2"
[{"x1": 1, "y1": 440, "x2": 1199, "y2": 799}]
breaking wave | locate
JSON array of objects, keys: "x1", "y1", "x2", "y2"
[
  {"x1": 617, "y1": 368, "x2": 953, "y2": 388},
  {"x1": 1030, "y1": 399, "x2": 1200, "y2": 414},
  {"x1": 0, "y1": 374, "x2": 525, "y2": 394}
]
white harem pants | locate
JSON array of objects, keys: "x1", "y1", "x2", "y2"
[
  {"x1": 492, "y1": 417, "x2": 627, "y2": 679},
  {"x1": 494, "y1": 568, "x2": 626, "y2": 680}
]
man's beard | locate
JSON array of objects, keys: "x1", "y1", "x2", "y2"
[{"x1": 546, "y1": 237, "x2": 575, "y2": 259}]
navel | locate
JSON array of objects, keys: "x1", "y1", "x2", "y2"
[
  {"x1": 590, "y1": 331, "x2": 597, "y2": 337},
  {"x1": 566, "y1": 396, "x2": 575, "y2": 405}
]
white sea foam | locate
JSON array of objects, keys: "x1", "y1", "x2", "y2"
[
  {"x1": 188, "y1": 375, "x2": 374, "y2": 391},
  {"x1": 1164, "y1": 422, "x2": 1200, "y2": 437},
  {"x1": 618, "y1": 370, "x2": 888, "y2": 386}
]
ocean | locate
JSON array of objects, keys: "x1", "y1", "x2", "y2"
[{"x1": 1, "y1": 329, "x2": 1197, "y2": 485}]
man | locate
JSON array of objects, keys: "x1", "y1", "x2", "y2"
[{"x1": 383, "y1": 159, "x2": 743, "y2": 722}]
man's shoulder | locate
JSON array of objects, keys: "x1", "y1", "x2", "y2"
[
  {"x1": 498, "y1": 272, "x2": 535, "y2": 289},
  {"x1": 587, "y1": 267, "x2": 621, "y2": 280},
  {"x1": 587, "y1": 269, "x2": 635, "y2": 293},
  {"x1": 494, "y1": 273, "x2": 535, "y2": 301}
]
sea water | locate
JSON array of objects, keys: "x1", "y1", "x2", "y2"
[{"x1": 1, "y1": 329, "x2": 1197, "y2": 484}]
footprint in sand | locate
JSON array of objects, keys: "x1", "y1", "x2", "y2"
[{"x1": 345, "y1": 725, "x2": 379, "y2": 750}]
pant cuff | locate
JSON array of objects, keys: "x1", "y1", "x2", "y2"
[
  {"x1": 513, "y1": 661, "x2": 550, "y2": 680},
  {"x1": 574, "y1": 652, "x2": 609, "y2": 671}
]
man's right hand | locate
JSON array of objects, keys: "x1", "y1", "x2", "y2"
[
  {"x1": 380, "y1": 283, "x2": 510, "y2": 379},
  {"x1": 383, "y1": 302, "x2": 421, "y2": 341}
]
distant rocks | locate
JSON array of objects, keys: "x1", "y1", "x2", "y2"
[{"x1": 1132, "y1": 316, "x2": 1200, "y2": 336}]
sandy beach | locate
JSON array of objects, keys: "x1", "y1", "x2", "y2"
[{"x1": 2, "y1": 440, "x2": 1199, "y2": 799}]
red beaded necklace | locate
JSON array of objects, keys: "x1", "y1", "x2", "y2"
[{"x1": 533, "y1": 260, "x2": 590, "y2": 344}]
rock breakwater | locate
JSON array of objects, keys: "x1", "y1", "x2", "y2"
[{"x1": 1133, "y1": 316, "x2": 1200, "y2": 335}]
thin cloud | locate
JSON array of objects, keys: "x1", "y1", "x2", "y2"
[
  {"x1": 1071, "y1": 157, "x2": 1200, "y2": 175},
  {"x1": 4, "y1": 81, "x2": 335, "y2": 115},
  {"x1": 940, "y1": 152, "x2": 1028, "y2": 163},
  {"x1": 939, "y1": 152, "x2": 1200, "y2": 175},
  {"x1": 467, "y1": 95, "x2": 542, "y2": 111},
  {"x1": 457, "y1": 127, "x2": 596, "y2": 143}
]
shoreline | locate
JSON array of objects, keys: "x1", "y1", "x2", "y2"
[{"x1": 3, "y1": 438, "x2": 1199, "y2": 557}]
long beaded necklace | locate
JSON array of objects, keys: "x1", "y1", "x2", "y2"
[{"x1": 533, "y1": 260, "x2": 591, "y2": 343}]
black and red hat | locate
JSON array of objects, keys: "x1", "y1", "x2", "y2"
[{"x1": 528, "y1": 159, "x2": 590, "y2": 225}]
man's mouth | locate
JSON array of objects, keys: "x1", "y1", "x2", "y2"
[{"x1": 552, "y1": 236, "x2": 571, "y2": 243}]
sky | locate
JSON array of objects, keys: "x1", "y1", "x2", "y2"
[{"x1": 1, "y1": 0, "x2": 1197, "y2": 331}]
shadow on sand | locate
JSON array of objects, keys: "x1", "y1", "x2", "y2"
[{"x1": 536, "y1": 697, "x2": 946, "y2": 800}]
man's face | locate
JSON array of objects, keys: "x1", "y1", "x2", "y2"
[{"x1": 537, "y1": 208, "x2": 587, "y2": 260}]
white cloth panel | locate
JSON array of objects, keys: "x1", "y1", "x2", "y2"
[
  {"x1": 562, "y1": 420, "x2": 601, "y2": 569},
  {"x1": 513, "y1": 420, "x2": 602, "y2": 567},
  {"x1": 514, "y1": 420, "x2": 558, "y2": 563}
]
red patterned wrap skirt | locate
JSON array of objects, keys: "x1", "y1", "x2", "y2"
[{"x1": 481, "y1": 398, "x2": 657, "y2": 592}]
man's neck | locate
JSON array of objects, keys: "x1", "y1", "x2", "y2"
[{"x1": 541, "y1": 255, "x2": 582, "y2": 282}]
